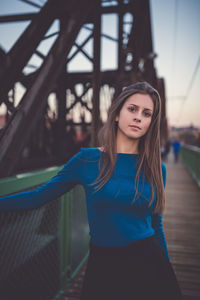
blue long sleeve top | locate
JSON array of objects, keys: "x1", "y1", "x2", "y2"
[{"x1": 0, "y1": 147, "x2": 169, "y2": 258}]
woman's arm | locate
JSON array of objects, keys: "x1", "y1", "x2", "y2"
[
  {"x1": 151, "y1": 161, "x2": 169, "y2": 259},
  {"x1": 152, "y1": 214, "x2": 169, "y2": 259},
  {"x1": 0, "y1": 151, "x2": 83, "y2": 212}
]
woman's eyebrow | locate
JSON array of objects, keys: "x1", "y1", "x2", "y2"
[{"x1": 127, "y1": 104, "x2": 153, "y2": 111}]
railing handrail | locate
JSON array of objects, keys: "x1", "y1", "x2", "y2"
[
  {"x1": 181, "y1": 143, "x2": 200, "y2": 188},
  {"x1": 0, "y1": 165, "x2": 89, "y2": 300},
  {"x1": 0, "y1": 165, "x2": 63, "y2": 196},
  {"x1": 181, "y1": 143, "x2": 200, "y2": 154}
]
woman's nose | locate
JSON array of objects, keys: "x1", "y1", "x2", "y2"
[
  {"x1": 133, "y1": 112, "x2": 142, "y2": 122},
  {"x1": 133, "y1": 117, "x2": 141, "y2": 122}
]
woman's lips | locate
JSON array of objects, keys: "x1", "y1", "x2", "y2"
[{"x1": 129, "y1": 125, "x2": 141, "y2": 130}]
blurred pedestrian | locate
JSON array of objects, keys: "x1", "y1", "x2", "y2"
[{"x1": 172, "y1": 137, "x2": 181, "y2": 163}]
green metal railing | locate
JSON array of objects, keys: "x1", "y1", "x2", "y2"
[
  {"x1": 180, "y1": 144, "x2": 200, "y2": 188},
  {"x1": 0, "y1": 167, "x2": 89, "y2": 300}
]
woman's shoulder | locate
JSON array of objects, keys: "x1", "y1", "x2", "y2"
[
  {"x1": 63, "y1": 147, "x2": 101, "y2": 168},
  {"x1": 79, "y1": 147, "x2": 101, "y2": 160}
]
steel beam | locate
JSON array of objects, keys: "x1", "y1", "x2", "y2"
[
  {"x1": 127, "y1": 0, "x2": 154, "y2": 79},
  {"x1": 0, "y1": 0, "x2": 62, "y2": 105},
  {"x1": 0, "y1": 13, "x2": 36, "y2": 23},
  {"x1": 0, "y1": 0, "x2": 166, "y2": 176},
  {"x1": 157, "y1": 78, "x2": 168, "y2": 142},
  {"x1": 0, "y1": 0, "x2": 97, "y2": 178},
  {"x1": 91, "y1": 0, "x2": 101, "y2": 147},
  {"x1": 115, "y1": 0, "x2": 124, "y2": 96},
  {"x1": 55, "y1": 19, "x2": 69, "y2": 159},
  {"x1": 0, "y1": 3, "x2": 131, "y2": 24}
]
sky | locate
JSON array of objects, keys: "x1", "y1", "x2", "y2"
[{"x1": 0, "y1": 0, "x2": 199, "y2": 127}]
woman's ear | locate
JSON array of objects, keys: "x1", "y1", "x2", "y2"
[{"x1": 115, "y1": 115, "x2": 119, "y2": 122}]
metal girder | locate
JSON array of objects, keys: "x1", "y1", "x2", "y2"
[
  {"x1": 18, "y1": 0, "x2": 42, "y2": 9},
  {"x1": 91, "y1": 0, "x2": 101, "y2": 147},
  {"x1": 157, "y1": 78, "x2": 168, "y2": 143},
  {"x1": 0, "y1": 0, "x2": 167, "y2": 177},
  {"x1": 127, "y1": 0, "x2": 155, "y2": 83},
  {"x1": 101, "y1": 3, "x2": 132, "y2": 14},
  {"x1": 20, "y1": 69, "x2": 139, "y2": 92},
  {"x1": 0, "y1": 0, "x2": 98, "y2": 178},
  {"x1": 0, "y1": 0, "x2": 65, "y2": 106},
  {"x1": 66, "y1": 84, "x2": 92, "y2": 114},
  {"x1": 0, "y1": 3, "x2": 131, "y2": 24},
  {"x1": 0, "y1": 13, "x2": 36, "y2": 23},
  {"x1": 67, "y1": 33, "x2": 93, "y2": 63}
]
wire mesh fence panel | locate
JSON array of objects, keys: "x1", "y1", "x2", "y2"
[
  {"x1": 70, "y1": 186, "x2": 90, "y2": 275},
  {"x1": 0, "y1": 198, "x2": 61, "y2": 300},
  {"x1": 0, "y1": 179, "x2": 89, "y2": 300}
]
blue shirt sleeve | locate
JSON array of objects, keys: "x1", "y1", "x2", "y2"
[
  {"x1": 152, "y1": 214, "x2": 169, "y2": 259},
  {"x1": 161, "y1": 162, "x2": 167, "y2": 188},
  {"x1": 0, "y1": 151, "x2": 82, "y2": 212},
  {"x1": 151, "y1": 162, "x2": 170, "y2": 259}
]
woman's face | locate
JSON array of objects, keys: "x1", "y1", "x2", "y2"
[{"x1": 115, "y1": 93, "x2": 154, "y2": 140}]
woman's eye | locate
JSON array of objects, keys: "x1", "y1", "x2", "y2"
[
  {"x1": 144, "y1": 112, "x2": 151, "y2": 117},
  {"x1": 128, "y1": 107, "x2": 135, "y2": 112}
]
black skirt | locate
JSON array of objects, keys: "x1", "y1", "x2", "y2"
[{"x1": 80, "y1": 236, "x2": 182, "y2": 300}]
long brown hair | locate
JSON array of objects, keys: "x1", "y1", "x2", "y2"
[{"x1": 93, "y1": 81, "x2": 165, "y2": 214}]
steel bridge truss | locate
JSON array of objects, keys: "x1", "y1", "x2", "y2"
[{"x1": 0, "y1": 0, "x2": 167, "y2": 178}]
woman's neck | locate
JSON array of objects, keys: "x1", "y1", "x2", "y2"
[
  {"x1": 116, "y1": 145, "x2": 139, "y2": 154},
  {"x1": 116, "y1": 136, "x2": 139, "y2": 154}
]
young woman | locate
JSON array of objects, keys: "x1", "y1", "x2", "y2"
[{"x1": 0, "y1": 82, "x2": 182, "y2": 299}]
